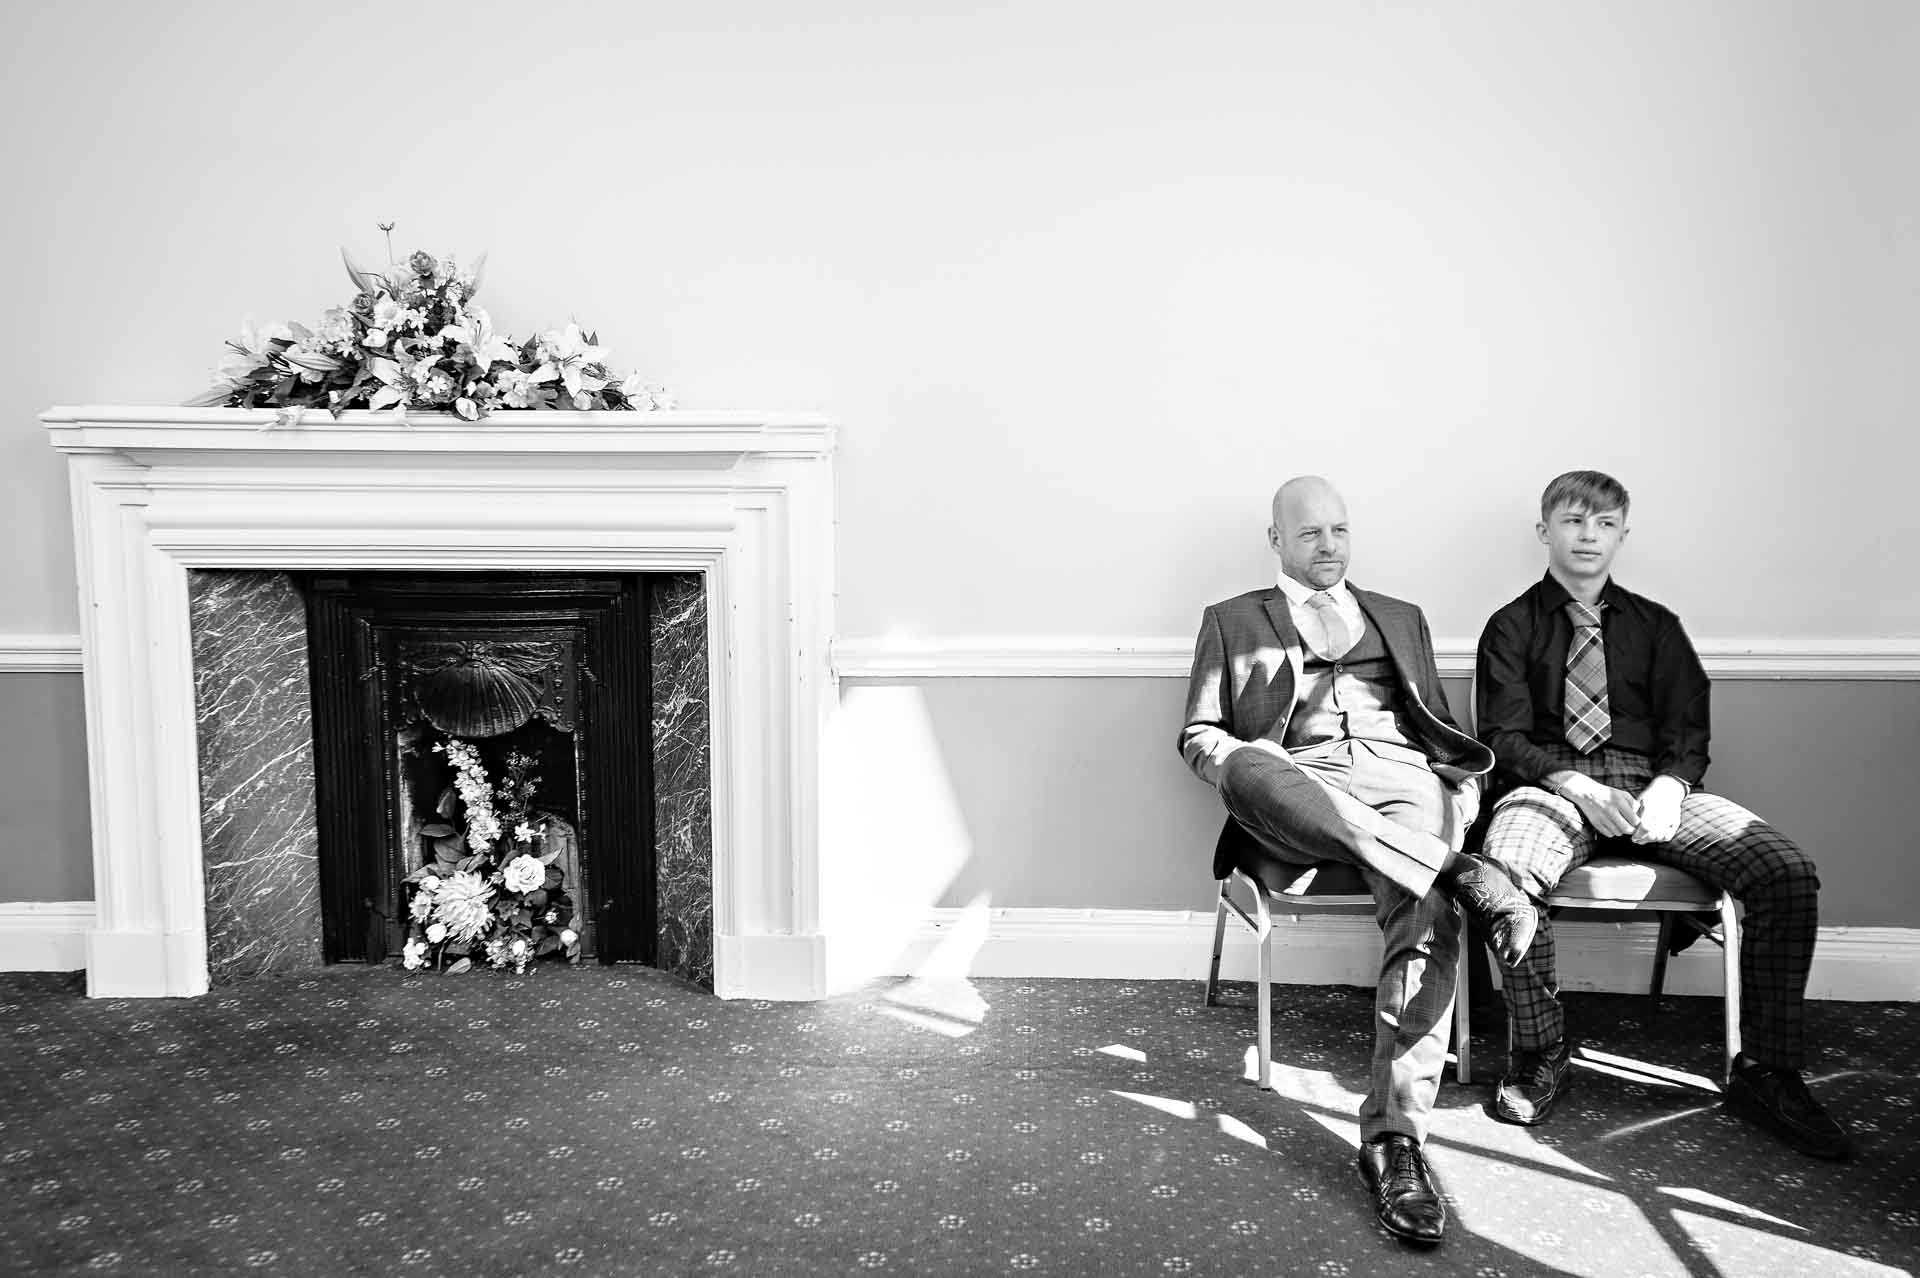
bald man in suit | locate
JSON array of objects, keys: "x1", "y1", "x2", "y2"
[{"x1": 1179, "y1": 476, "x2": 1536, "y2": 1247}]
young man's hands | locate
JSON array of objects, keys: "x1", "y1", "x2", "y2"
[
  {"x1": 1551, "y1": 772, "x2": 1641, "y2": 837},
  {"x1": 1547, "y1": 771, "x2": 1686, "y2": 844},
  {"x1": 1628, "y1": 775, "x2": 1686, "y2": 844}
]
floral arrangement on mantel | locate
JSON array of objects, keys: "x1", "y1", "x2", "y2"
[
  {"x1": 191, "y1": 223, "x2": 673, "y2": 422},
  {"x1": 402, "y1": 739, "x2": 581, "y2": 974}
]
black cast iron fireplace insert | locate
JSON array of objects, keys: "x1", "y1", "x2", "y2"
[{"x1": 301, "y1": 572, "x2": 657, "y2": 966}]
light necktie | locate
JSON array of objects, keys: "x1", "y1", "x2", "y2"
[
  {"x1": 1563, "y1": 600, "x2": 1611, "y2": 754},
  {"x1": 1309, "y1": 591, "x2": 1354, "y2": 660}
]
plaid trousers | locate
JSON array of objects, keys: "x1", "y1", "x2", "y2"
[{"x1": 1479, "y1": 744, "x2": 1820, "y2": 1070}]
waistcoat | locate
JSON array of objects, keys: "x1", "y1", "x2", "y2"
[{"x1": 1280, "y1": 623, "x2": 1417, "y2": 752}]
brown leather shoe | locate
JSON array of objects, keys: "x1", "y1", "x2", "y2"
[
  {"x1": 1355, "y1": 1134, "x2": 1445, "y2": 1244},
  {"x1": 1449, "y1": 856, "x2": 1538, "y2": 968}
]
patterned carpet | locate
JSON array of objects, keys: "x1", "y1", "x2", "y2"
[{"x1": 1, "y1": 969, "x2": 1914, "y2": 1277}]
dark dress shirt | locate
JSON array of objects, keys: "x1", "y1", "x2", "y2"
[{"x1": 1475, "y1": 573, "x2": 1711, "y2": 788}]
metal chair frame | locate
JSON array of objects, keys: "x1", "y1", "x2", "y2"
[
  {"x1": 1463, "y1": 854, "x2": 1743, "y2": 1082},
  {"x1": 1204, "y1": 867, "x2": 1474, "y2": 1087}
]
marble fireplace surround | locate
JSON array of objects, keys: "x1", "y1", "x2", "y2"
[{"x1": 43, "y1": 407, "x2": 836, "y2": 1001}]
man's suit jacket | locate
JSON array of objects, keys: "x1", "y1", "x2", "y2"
[{"x1": 1179, "y1": 583, "x2": 1495, "y2": 882}]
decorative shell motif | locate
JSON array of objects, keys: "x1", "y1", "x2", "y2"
[{"x1": 412, "y1": 646, "x2": 544, "y2": 738}]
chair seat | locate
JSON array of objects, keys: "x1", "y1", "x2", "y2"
[
  {"x1": 1267, "y1": 860, "x2": 1371, "y2": 898},
  {"x1": 1548, "y1": 855, "x2": 1725, "y2": 908}
]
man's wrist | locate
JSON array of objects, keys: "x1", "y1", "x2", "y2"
[
  {"x1": 1542, "y1": 769, "x2": 1585, "y2": 797},
  {"x1": 1644, "y1": 774, "x2": 1689, "y2": 801}
]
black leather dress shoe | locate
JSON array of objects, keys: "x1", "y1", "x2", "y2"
[
  {"x1": 1355, "y1": 1133, "x2": 1445, "y2": 1244},
  {"x1": 1495, "y1": 1038, "x2": 1572, "y2": 1125},
  {"x1": 1449, "y1": 856, "x2": 1538, "y2": 968},
  {"x1": 1724, "y1": 1054, "x2": 1854, "y2": 1160}
]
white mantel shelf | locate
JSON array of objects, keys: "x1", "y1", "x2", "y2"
[
  {"x1": 43, "y1": 405, "x2": 835, "y2": 461},
  {"x1": 44, "y1": 405, "x2": 839, "y2": 1001}
]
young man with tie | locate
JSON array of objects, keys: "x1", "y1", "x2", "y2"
[{"x1": 1473, "y1": 470, "x2": 1851, "y2": 1159}]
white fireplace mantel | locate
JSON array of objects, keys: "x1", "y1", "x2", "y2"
[{"x1": 44, "y1": 406, "x2": 837, "y2": 1000}]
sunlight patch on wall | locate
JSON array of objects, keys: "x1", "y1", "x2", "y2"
[{"x1": 822, "y1": 685, "x2": 975, "y2": 992}]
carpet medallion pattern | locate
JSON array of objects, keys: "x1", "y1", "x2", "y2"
[{"x1": 0, "y1": 970, "x2": 1914, "y2": 1276}]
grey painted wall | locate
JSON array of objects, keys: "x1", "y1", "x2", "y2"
[
  {"x1": 5, "y1": 672, "x2": 1917, "y2": 927},
  {"x1": 845, "y1": 675, "x2": 1920, "y2": 926},
  {"x1": 0, "y1": 674, "x2": 92, "y2": 900}
]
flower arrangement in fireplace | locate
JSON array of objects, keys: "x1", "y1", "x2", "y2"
[
  {"x1": 191, "y1": 222, "x2": 674, "y2": 422},
  {"x1": 401, "y1": 739, "x2": 581, "y2": 974}
]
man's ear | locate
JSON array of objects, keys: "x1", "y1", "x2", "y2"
[
  {"x1": 1535, "y1": 521, "x2": 1549, "y2": 545},
  {"x1": 1267, "y1": 524, "x2": 1282, "y2": 554}
]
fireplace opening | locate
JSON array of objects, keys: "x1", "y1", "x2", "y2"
[
  {"x1": 304, "y1": 571, "x2": 655, "y2": 967},
  {"x1": 188, "y1": 568, "x2": 714, "y2": 988}
]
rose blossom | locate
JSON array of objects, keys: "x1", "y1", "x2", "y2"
[{"x1": 502, "y1": 855, "x2": 545, "y2": 894}]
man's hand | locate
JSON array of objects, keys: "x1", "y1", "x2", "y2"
[
  {"x1": 1553, "y1": 772, "x2": 1642, "y2": 838},
  {"x1": 1630, "y1": 776, "x2": 1686, "y2": 845}
]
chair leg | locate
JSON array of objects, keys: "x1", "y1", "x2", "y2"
[
  {"x1": 1649, "y1": 913, "x2": 1675, "y2": 1015},
  {"x1": 1719, "y1": 897, "x2": 1743, "y2": 1083},
  {"x1": 1452, "y1": 919, "x2": 1472, "y2": 1084},
  {"x1": 1204, "y1": 882, "x2": 1230, "y2": 1007},
  {"x1": 1254, "y1": 890, "x2": 1274, "y2": 1091}
]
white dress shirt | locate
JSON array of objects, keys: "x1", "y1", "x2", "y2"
[{"x1": 1275, "y1": 572, "x2": 1366, "y2": 660}]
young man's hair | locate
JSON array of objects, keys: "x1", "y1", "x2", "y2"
[{"x1": 1539, "y1": 470, "x2": 1630, "y2": 522}]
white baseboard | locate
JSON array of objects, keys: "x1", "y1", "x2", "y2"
[
  {"x1": 889, "y1": 907, "x2": 1920, "y2": 1003},
  {"x1": 11, "y1": 902, "x2": 1912, "y2": 1003},
  {"x1": 0, "y1": 902, "x2": 93, "y2": 971}
]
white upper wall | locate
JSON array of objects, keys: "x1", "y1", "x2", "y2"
[{"x1": 2, "y1": 0, "x2": 1914, "y2": 640}]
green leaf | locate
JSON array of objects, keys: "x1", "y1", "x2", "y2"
[
  {"x1": 445, "y1": 957, "x2": 471, "y2": 975},
  {"x1": 437, "y1": 787, "x2": 459, "y2": 818},
  {"x1": 543, "y1": 867, "x2": 563, "y2": 889},
  {"x1": 419, "y1": 823, "x2": 455, "y2": 838},
  {"x1": 539, "y1": 849, "x2": 560, "y2": 866}
]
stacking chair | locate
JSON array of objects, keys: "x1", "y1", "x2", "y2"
[
  {"x1": 1459, "y1": 855, "x2": 1743, "y2": 1082},
  {"x1": 1456, "y1": 675, "x2": 1744, "y2": 1083},
  {"x1": 1204, "y1": 862, "x2": 1475, "y2": 1087}
]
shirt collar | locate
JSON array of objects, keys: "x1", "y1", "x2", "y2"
[
  {"x1": 1276, "y1": 571, "x2": 1353, "y2": 609},
  {"x1": 1537, "y1": 570, "x2": 1624, "y2": 612}
]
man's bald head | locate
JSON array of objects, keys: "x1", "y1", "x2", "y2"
[{"x1": 1268, "y1": 476, "x2": 1351, "y2": 589}]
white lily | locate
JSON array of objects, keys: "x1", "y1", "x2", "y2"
[
  {"x1": 444, "y1": 307, "x2": 518, "y2": 373},
  {"x1": 531, "y1": 322, "x2": 609, "y2": 398}
]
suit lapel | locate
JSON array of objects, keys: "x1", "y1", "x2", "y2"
[
  {"x1": 1261, "y1": 590, "x2": 1306, "y2": 691},
  {"x1": 1350, "y1": 586, "x2": 1419, "y2": 698}
]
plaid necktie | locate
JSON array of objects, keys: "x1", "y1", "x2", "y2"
[
  {"x1": 1563, "y1": 600, "x2": 1611, "y2": 754},
  {"x1": 1308, "y1": 591, "x2": 1354, "y2": 660}
]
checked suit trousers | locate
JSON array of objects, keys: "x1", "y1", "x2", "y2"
[{"x1": 1479, "y1": 743, "x2": 1820, "y2": 1070}]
